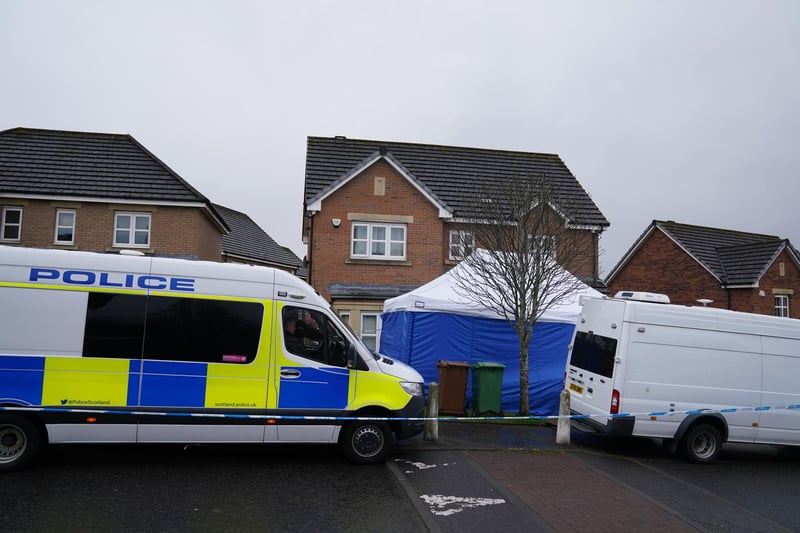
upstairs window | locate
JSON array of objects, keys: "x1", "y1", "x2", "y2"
[
  {"x1": 351, "y1": 222, "x2": 406, "y2": 260},
  {"x1": 1, "y1": 206, "x2": 22, "y2": 241},
  {"x1": 775, "y1": 294, "x2": 790, "y2": 317},
  {"x1": 528, "y1": 233, "x2": 557, "y2": 259},
  {"x1": 114, "y1": 212, "x2": 151, "y2": 248},
  {"x1": 449, "y1": 230, "x2": 475, "y2": 260},
  {"x1": 54, "y1": 208, "x2": 76, "y2": 244}
]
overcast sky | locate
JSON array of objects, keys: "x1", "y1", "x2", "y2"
[{"x1": 3, "y1": 1, "x2": 799, "y2": 275}]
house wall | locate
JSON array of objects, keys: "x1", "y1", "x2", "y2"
[
  {"x1": 608, "y1": 230, "x2": 800, "y2": 318},
  {"x1": 307, "y1": 159, "x2": 445, "y2": 301},
  {"x1": 731, "y1": 249, "x2": 800, "y2": 318},
  {"x1": 607, "y1": 228, "x2": 728, "y2": 306},
  {"x1": 442, "y1": 212, "x2": 598, "y2": 280},
  {"x1": 1, "y1": 198, "x2": 221, "y2": 260}
]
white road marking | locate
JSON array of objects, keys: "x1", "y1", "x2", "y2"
[
  {"x1": 393, "y1": 458, "x2": 456, "y2": 473},
  {"x1": 420, "y1": 494, "x2": 506, "y2": 516}
]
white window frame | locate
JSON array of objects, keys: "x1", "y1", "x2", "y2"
[
  {"x1": 528, "y1": 233, "x2": 557, "y2": 259},
  {"x1": 114, "y1": 212, "x2": 151, "y2": 248},
  {"x1": 54, "y1": 208, "x2": 76, "y2": 245},
  {"x1": 775, "y1": 294, "x2": 790, "y2": 317},
  {"x1": 351, "y1": 222, "x2": 406, "y2": 260},
  {"x1": 360, "y1": 312, "x2": 380, "y2": 351},
  {"x1": 1, "y1": 206, "x2": 22, "y2": 242},
  {"x1": 449, "y1": 230, "x2": 475, "y2": 260}
]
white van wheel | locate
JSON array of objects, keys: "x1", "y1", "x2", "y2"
[
  {"x1": 341, "y1": 421, "x2": 391, "y2": 464},
  {"x1": 682, "y1": 423, "x2": 721, "y2": 464},
  {"x1": 0, "y1": 415, "x2": 43, "y2": 472}
]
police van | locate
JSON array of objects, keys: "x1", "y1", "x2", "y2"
[
  {"x1": 565, "y1": 292, "x2": 800, "y2": 463},
  {"x1": 0, "y1": 246, "x2": 426, "y2": 471}
]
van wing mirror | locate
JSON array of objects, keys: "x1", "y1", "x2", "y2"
[{"x1": 346, "y1": 344, "x2": 368, "y2": 371}]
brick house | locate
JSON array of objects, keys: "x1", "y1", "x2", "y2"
[
  {"x1": 0, "y1": 127, "x2": 298, "y2": 271},
  {"x1": 303, "y1": 136, "x2": 609, "y2": 347},
  {"x1": 605, "y1": 220, "x2": 800, "y2": 317}
]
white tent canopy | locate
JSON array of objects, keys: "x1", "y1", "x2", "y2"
[{"x1": 383, "y1": 249, "x2": 603, "y2": 324}]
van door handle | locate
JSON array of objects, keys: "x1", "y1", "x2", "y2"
[{"x1": 281, "y1": 369, "x2": 301, "y2": 378}]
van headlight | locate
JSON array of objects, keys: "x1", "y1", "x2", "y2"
[{"x1": 399, "y1": 381, "x2": 423, "y2": 397}]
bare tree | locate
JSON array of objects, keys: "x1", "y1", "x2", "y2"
[{"x1": 450, "y1": 174, "x2": 592, "y2": 415}]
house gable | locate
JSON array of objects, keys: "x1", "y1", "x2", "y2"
[
  {"x1": 306, "y1": 151, "x2": 451, "y2": 218},
  {"x1": 607, "y1": 219, "x2": 800, "y2": 315}
]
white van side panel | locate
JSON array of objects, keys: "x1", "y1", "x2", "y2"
[
  {"x1": 47, "y1": 424, "x2": 138, "y2": 443},
  {"x1": 624, "y1": 324, "x2": 761, "y2": 441},
  {"x1": 0, "y1": 287, "x2": 87, "y2": 357},
  {"x1": 758, "y1": 336, "x2": 800, "y2": 444},
  {"x1": 136, "y1": 424, "x2": 268, "y2": 443}
]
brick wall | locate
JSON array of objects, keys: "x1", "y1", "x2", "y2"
[
  {"x1": 608, "y1": 229, "x2": 800, "y2": 317},
  {"x1": 308, "y1": 160, "x2": 602, "y2": 301},
  {"x1": 307, "y1": 160, "x2": 445, "y2": 300},
  {"x1": 607, "y1": 228, "x2": 728, "y2": 306},
  {"x1": 2, "y1": 198, "x2": 222, "y2": 260}
]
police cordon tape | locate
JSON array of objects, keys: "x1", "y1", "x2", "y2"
[{"x1": 1, "y1": 404, "x2": 799, "y2": 422}]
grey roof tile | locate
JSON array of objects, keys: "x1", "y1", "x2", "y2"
[
  {"x1": 657, "y1": 220, "x2": 786, "y2": 285},
  {"x1": 214, "y1": 203, "x2": 301, "y2": 269},
  {"x1": 0, "y1": 127, "x2": 209, "y2": 204},
  {"x1": 305, "y1": 137, "x2": 609, "y2": 228},
  {"x1": 328, "y1": 282, "x2": 420, "y2": 300}
]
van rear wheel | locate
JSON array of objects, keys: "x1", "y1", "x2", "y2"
[
  {"x1": 341, "y1": 421, "x2": 391, "y2": 464},
  {"x1": 0, "y1": 414, "x2": 43, "y2": 472},
  {"x1": 681, "y1": 423, "x2": 721, "y2": 464}
]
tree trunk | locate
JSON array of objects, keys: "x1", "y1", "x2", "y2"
[{"x1": 519, "y1": 340, "x2": 530, "y2": 415}]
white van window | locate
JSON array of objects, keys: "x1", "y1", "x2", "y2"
[
  {"x1": 83, "y1": 293, "x2": 263, "y2": 364},
  {"x1": 569, "y1": 331, "x2": 617, "y2": 378},
  {"x1": 282, "y1": 306, "x2": 348, "y2": 367}
]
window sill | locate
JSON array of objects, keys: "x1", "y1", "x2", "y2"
[{"x1": 345, "y1": 258, "x2": 412, "y2": 267}]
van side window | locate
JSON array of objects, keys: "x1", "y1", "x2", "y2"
[
  {"x1": 84, "y1": 293, "x2": 146, "y2": 358},
  {"x1": 83, "y1": 293, "x2": 263, "y2": 364},
  {"x1": 282, "y1": 306, "x2": 348, "y2": 367},
  {"x1": 569, "y1": 331, "x2": 617, "y2": 378}
]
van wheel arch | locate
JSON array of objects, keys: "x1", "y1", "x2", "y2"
[
  {"x1": 0, "y1": 411, "x2": 47, "y2": 472},
  {"x1": 675, "y1": 414, "x2": 727, "y2": 464},
  {"x1": 339, "y1": 408, "x2": 394, "y2": 465},
  {"x1": 674, "y1": 413, "x2": 728, "y2": 444}
]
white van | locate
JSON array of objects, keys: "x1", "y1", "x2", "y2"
[
  {"x1": 0, "y1": 246, "x2": 426, "y2": 471},
  {"x1": 565, "y1": 292, "x2": 800, "y2": 463}
]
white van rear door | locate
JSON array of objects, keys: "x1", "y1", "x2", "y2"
[{"x1": 566, "y1": 298, "x2": 625, "y2": 417}]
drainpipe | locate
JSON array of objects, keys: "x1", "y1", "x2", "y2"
[
  {"x1": 721, "y1": 275, "x2": 731, "y2": 310},
  {"x1": 305, "y1": 210, "x2": 315, "y2": 287}
]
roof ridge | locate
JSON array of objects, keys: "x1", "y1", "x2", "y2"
[
  {"x1": 1, "y1": 126, "x2": 132, "y2": 139},
  {"x1": 656, "y1": 219, "x2": 780, "y2": 240},
  {"x1": 307, "y1": 135, "x2": 562, "y2": 159}
]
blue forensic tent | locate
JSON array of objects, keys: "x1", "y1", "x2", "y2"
[{"x1": 379, "y1": 251, "x2": 601, "y2": 414}]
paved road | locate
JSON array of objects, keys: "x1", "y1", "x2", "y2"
[{"x1": 3, "y1": 423, "x2": 800, "y2": 532}]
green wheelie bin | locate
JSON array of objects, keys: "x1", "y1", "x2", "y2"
[{"x1": 470, "y1": 362, "x2": 505, "y2": 416}]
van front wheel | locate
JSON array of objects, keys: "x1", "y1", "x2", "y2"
[
  {"x1": 0, "y1": 415, "x2": 43, "y2": 472},
  {"x1": 341, "y1": 421, "x2": 391, "y2": 464},
  {"x1": 681, "y1": 423, "x2": 722, "y2": 464}
]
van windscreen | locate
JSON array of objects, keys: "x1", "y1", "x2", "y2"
[{"x1": 569, "y1": 331, "x2": 617, "y2": 378}]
